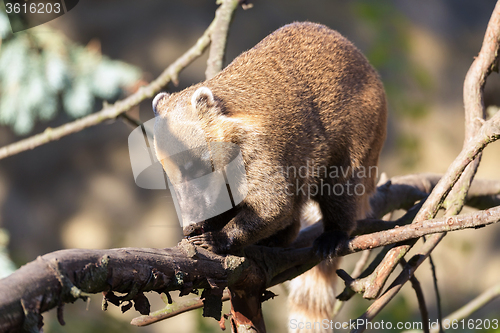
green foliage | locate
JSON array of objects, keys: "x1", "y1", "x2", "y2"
[
  {"x1": 351, "y1": 0, "x2": 435, "y2": 170},
  {"x1": 0, "y1": 10, "x2": 141, "y2": 135},
  {"x1": 0, "y1": 228, "x2": 16, "y2": 279},
  {"x1": 352, "y1": 0, "x2": 433, "y2": 120},
  {"x1": 396, "y1": 132, "x2": 421, "y2": 169},
  {"x1": 46, "y1": 305, "x2": 136, "y2": 333}
]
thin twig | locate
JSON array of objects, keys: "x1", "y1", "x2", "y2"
[
  {"x1": 401, "y1": 259, "x2": 430, "y2": 333},
  {"x1": 424, "y1": 236, "x2": 443, "y2": 333},
  {"x1": 131, "y1": 289, "x2": 231, "y2": 326},
  {"x1": 206, "y1": 0, "x2": 240, "y2": 79},
  {"x1": 332, "y1": 249, "x2": 372, "y2": 318}
]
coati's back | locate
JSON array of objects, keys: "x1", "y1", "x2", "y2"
[{"x1": 205, "y1": 22, "x2": 386, "y2": 208}]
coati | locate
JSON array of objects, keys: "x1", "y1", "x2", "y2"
[{"x1": 152, "y1": 22, "x2": 386, "y2": 331}]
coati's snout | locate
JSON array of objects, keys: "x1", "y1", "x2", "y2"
[{"x1": 153, "y1": 87, "x2": 249, "y2": 234}]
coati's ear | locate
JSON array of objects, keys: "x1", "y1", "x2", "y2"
[
  {"x1": 191, "y1": 87, "x2": 215, "y2": 111},
  {"x1": 152, "y1": 92, "x2": 170, "y2": 116}
]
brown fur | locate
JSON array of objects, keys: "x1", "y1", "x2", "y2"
[{"x1": 153, "y1": 22, "x2": 386, "y2": 331}]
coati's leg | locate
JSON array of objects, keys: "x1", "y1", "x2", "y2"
[
  {"x1": 257, "y1": 216, "x2": 301, "y2": 248},
  {"x1": 312, "y1": 179, "x2": 358, "y2": 258},
  {"x1": 187, "y1": 205, "x2": 297, "y2": 254},
  {"x1": 186, "y1": 161, "x2": 300, "y2": 253}
]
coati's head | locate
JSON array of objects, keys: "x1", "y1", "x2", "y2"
[{"x1": 152, "y1": 87, "x2": 248, "y2": 228}]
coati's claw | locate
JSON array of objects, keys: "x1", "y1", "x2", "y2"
[
  {"x1": 186, "y1": 233, "x2": 214, "y2": 250},
  {"x1": 183, "y1": 223, "x2": 204, "y2": 237},
  {"x1": 186, "y1": 231, "x2": 230, "y2": 254},
  {"x1": 313, "y1": 230, "x2": 349, "y2": 259}
]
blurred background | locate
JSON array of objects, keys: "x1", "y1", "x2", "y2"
[{"x1": 0, "y1": 0, "x2": 499, "y2": 332}]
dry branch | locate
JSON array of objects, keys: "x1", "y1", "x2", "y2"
[
  {"x1": 131, "y1": 290, "x2": 231, "y2": 327},
  {"x1": 0, "y1": 244, "x2": 236, "y2": 332},
  {"x1": 403, "y1": 259, "x2": 430, "y2": 333},
  {"x1": 206, "y1": 0, "x2": 240, "y2": 79},
  {"x1": 351, "y1": 90, "x2": 500, "y2": 333}
]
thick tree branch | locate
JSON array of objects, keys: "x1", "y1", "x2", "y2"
[{"x1": 0, "y1": 244, "x2": 237, "y2": 332}]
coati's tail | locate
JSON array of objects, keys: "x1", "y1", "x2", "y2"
[
  {"x1": 288, "y1": 192, "x2": 373, "y2": 333},
  {"x1": 288, "y1": 259, "x2": 339, "y2": 333},
  {"x1": 288, "y1": 201, "x2": 338, "y2": 333}
]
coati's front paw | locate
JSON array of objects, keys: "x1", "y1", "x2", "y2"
[
  {"x1": 186, "y1": 231, "x2": 231, "y2": 254},
  {"x1": 313, "y1": 230, "x2": 349, "y2": 259}
]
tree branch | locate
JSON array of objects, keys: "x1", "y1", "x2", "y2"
[
  {"x1": 402, "y1": 259, "x2": 430, "y2": 333},
  {"x1": 144, "y1": 172, "x2": 467, "y2": 325},
  {"x1": 205, "y1": 0, "x2": 240, "y2": 79},
  {"x1": 131, "y1": 290, "x2": 231, "y2": 327},
  {"x1": 426, "y1": 239, "x2": 444, "y2": 333},
  {"x1": 351, "y1": 106, "x2": 500, "y2": 333},
  {"x1": 1, "y1": 204, "x2": 500, "y2": 332}
]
